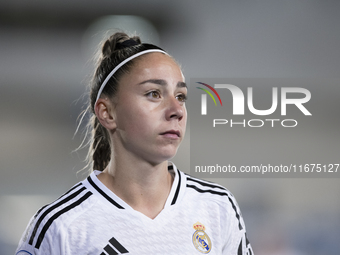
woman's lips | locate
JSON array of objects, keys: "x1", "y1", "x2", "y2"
[{"x1": 160, "y1": 130, "x2": 180, "y2": 139}]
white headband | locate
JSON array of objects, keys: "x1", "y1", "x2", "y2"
[{"x1": 95, "y1": 49, "x2": 168, "y2": 104}]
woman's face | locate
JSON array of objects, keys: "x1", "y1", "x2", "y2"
[{"x1": 111, "y1": 53, "x2": 187, "y2": 165}]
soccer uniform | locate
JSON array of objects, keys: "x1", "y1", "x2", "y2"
[{"x1": 16, "y1": 163, "x2": 253, "y2": 255}]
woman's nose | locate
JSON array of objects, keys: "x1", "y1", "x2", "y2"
[{"x1": 165, "y1": 96, "x2": 184, "y2": 121}]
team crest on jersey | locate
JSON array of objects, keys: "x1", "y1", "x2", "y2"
[{"x1": 192, "y1": 222, "x2": 212, "y2": 253}]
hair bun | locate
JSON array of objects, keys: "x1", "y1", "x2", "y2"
[
  {"x1": 101, "y1": 33, "x2": 141, "y2": 58},
  {"x1": 115, "y1": 39, "x2": 140, "y2": 49}
]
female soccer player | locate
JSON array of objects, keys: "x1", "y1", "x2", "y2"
[{"x1": 16, "y1": 32, "x2": 253, "y2": 254}]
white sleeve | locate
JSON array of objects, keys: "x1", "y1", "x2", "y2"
[
  {"x1": 15, "y1": 212, "x2": 63, "y2": 255},
  {"x1": 222, "y1": 196, "x2": 254, "y2": 255}
]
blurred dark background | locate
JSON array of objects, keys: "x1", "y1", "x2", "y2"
[{"x1": 1, "y1": 1, "x2": 340, "y2": 254}]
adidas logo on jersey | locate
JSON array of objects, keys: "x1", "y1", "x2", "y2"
[{"x1": 101, "y1": 237, "x2": 129, "y2": 255}]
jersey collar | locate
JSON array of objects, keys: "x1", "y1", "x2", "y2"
[{"x1": 83, "y1": 162, "x2": 186, "y2": 210}]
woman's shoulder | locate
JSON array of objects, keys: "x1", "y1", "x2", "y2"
[
  {"x1": 184, "y1": 173, "x2": 231, "y2": 194},
  {"x1": 185, "y1": 172, "x2": 233, "y2": 194},
  {"x1": 18, "y1": 181, "x2": 95, "y2": 252},
  {"x1": 180, "y1": 172, "x2": 247, "y2": 231},
  {"x1": 180, "y1": 171, "x2": 243, "y2": 211},
  {"x1": 171, "y1": 163, "x2": 234, "y2": 201}
]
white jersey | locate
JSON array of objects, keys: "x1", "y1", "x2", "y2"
[{"x1": 16, "y1": 163, "x2": 253, "y2": 255}]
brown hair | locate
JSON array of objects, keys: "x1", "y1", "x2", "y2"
[{"x1": 79, "y1": 32, "x2": 166, "y2": 172}]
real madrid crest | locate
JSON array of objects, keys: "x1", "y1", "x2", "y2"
[{"x1": 192, "y1": 222, "x2": 212, "y2": 253}]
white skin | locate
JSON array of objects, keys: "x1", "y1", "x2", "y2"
[{"x1": 94, "y1": 53, "x2": 187, "y2": 219}]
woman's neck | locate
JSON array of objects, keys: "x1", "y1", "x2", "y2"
[{"x1": 97, "y1": 156, "x2": 174, "y2": 219}]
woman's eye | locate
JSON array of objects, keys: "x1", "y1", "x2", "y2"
[
  {"x1": 146, "y1": 91, "x2": 161, "y2": 99},
  {"x1": 176, "y1": 94, "x2": 187, "y2": 102}
]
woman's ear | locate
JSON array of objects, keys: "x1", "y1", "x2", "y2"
[{"x1": 94, "y1": 98, "x2": 116, "y2": 130}]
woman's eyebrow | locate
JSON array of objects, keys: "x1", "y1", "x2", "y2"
[
  {"x1": 177, "y1": 81, "x2": 187, "y2": 89},
  {"x1": 138, "y1": 79, "x2": 187, "y2": 89},
  {"x1": 138, "y1": 79, "x2": 167, "y2": 86}
]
